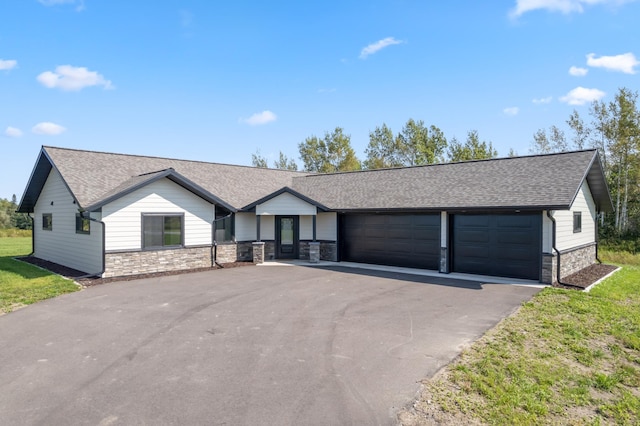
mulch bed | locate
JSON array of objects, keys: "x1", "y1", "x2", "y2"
[
  {"x1": 556, "y1": 263, "x2": 618, "y2": 289},
  {"x1": 15, "y1": 256, "x2": 254, "y2": 287}
]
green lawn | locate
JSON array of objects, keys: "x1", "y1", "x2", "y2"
[
  {"x1": 0, "y1": 237, "x2": 79, "y2": 314},
  {"x1": 401, "y1": 262, "x2": 640, "y2": 425}
]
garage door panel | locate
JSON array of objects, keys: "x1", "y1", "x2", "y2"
[
  {"x1": 456, "y1": 215, "x2": 491, "y2": 227},
  {"x1": 342, "y1": 214, "x2": 440, "y2": 270},
  {"x1": 452, "y1": 213, "x2": 541, "y2": 280},
  {"x1": 455, "y1": 245, "x2": 489, "y2": 259},
  {"x1": 496, "y1": 216, "x2": 535, "y2": 228},
  {"x1": 496, "y1": 230, "x2": 534, "y2": 244},
  {"x1": 457, "y1": 230, "x2": 490, "y2": 243}
]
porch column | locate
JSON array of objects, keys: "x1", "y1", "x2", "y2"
[
  {"x1": 439, "y1": 211, "x2": 449, "y2": 273},
  {"x1": 256, "y1": 215, "x2": 261, "y2": 242},
  {"x1": 312, "y1": 215, "x2": 317, "y2": 242}
]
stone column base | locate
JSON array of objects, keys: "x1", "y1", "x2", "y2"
[
  {"x1": 309, "y1": 242, "x2": 320, "y2": 263},
  {"x1": 252, "y1": 242, "x2": 265, "y2": 264}
]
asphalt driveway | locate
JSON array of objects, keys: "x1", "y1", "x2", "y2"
[{"x1": 0, "y1": 264, "x2": 540, "y2": 425}]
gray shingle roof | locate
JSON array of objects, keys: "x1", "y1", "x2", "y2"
[
  {"x1": 35, "y1": 146, "x2": 308, "y2": 211},
  {"x1": 18, "y1": 146, "x2": 613, "y2": 214},
  {"x1": 290, "y1": 150, "x2": 613, "y2": 212}
]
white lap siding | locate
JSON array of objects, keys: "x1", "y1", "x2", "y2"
[
  {"x1": 554, "y1": 181, "x2": 597, "y2": 251},
  {"x1": 101, "y1": 179, "x2": 214, "y2": 251},
  {"x1": 33, "y1": 169, "x2": 103, "y2": 274},
  {"x1": 317, "y1": 212, "x2": 337, "y2": 240},
  {"x1": 235, "y1": 212, "x2": 257, "y2": 241}
]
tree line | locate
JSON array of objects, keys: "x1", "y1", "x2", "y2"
[
  {"x1": 0, "y1": 195, "x2": 32, "y2": 230},
  {"x1": 252, "y1": 119, "x2": 498, "y2": 173},
  {"x1": 529, "y1": 87, "x2": 639, "y2": 237}
]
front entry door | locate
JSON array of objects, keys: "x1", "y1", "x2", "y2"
[{"x1": 276, "y1": 216, "x2": 299, "y2": 259}]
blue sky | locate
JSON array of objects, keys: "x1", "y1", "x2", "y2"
[{"x1": 1, "y1": 0, "x2": 639, "y2": 201}]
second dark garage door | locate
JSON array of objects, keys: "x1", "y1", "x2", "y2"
[
  {"x1": 341, "y1": 214, "x2": 440, "y2": 270},
  {"x1": 451, "y1": 213, "x2": 541, "y2": 280}
]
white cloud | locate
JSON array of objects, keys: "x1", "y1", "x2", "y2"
[
  {"x1": 241, "y1": 110, "x2": 277, "y2": 126},
  {"x1": 503, "y1": 107, "x2": 520, "y2": 116},
  {"x1": 532, "y1": 96, "x2": 553, "y2": 104},
  {"x1": 560, "y1": 86, "x2": 605, "y2": 105},
  {"x1": 4, "y1": 127, "x2": 23, "y2": 138},
  {"x1": 359, "y1": 37, "x2": 404, "y2": 59},
  {"x1": 0, "y1": 59, "x2": 17, "y2": 71},
  {"x1": 586, "y1": 52, "x2": 639, "y2": 74},
  {"x1": 37, "y1": 65, "x2": 113, "y2": 91},
  {"x1": 569, "y1": 66, "x2": 588, "y2": 76},
  {"x1": 510, "y1": 0, "x2": 636, "y2": 18},
  {"x1": 32, "y1": 122, "x2": 67, "y2": 135}
]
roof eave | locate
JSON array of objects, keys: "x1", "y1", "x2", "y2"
[
  {"x1": 17, "y1": 146, "x2": 82, "y2": 213},
  {"x1": 240, "y1": 186, "x2": 330, "y2": 212}
]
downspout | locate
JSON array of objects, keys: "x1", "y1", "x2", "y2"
[
  {"x1": 595, "y1": 212, "x2": 602, "y2": 264},
  {"x1": 80, "y1": 211, "x2": 106, "y2": 278},
  {"x1": 212, "y1": 212, "x2": 233, "y2": 268},
  {"x1": 28, "y1": 213, "x2": 35, "y2": 256},
  {"x1": 547, "y1": 210, "x2": 576, "y2": 288}
]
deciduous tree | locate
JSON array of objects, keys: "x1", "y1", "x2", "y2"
[{"x1": 298, "y1": 127, "x2": 360, "y2": 173}]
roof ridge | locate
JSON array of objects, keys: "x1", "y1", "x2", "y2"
[
  {"x1": 293, "y1": 149, "x2": 597, "y2": 178},
  {"x1": 42, "y1": 145, "x2": 310, "y2": 175}
]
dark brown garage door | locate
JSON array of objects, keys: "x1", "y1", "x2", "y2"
[
  {"x1": 341, "y1": 214, "x2": 440, "y2": 270},
  {"x1": 452, "y1": 213, "x2": 541, "y2": 280}
]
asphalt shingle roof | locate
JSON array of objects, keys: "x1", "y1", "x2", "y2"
[
  {"x1": 290, "y1": 150, "x2": 612, "y2": 212},
  {"x1": 41, "y1": 146, "x2": 307, "y2": 210},
  {"x1": 18, "y1": 146, "x2": 612, "y2": 214}
]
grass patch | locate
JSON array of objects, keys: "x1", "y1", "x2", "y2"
[
  {"x1": 600, "y1": 249, "x2": 640, "y2": 267},
  {"x1": 0, "y1": 237, "x2": 79, "y2": 314},
  {"x1": 0, "y1": 229, "x2": 32, "y2": 238},
  {"x1": 402, "y1": 264, "x2": 640, "y2": 426}
]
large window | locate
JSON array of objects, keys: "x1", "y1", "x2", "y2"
[
  {"x1": 42, "y1": 213, "x2": 52, "y2": 231},
  {"x1": 573, "y1": 211, "x2": 582, "y2": 233},
  {"x1": 142, "y1": 214, "x2": 184, "y2": 249},
  {"x1": 76, "y1": 213, "x2": 90, "y2": 234},
  {"x1": 214, "y1": 213, "x2": 233, "y2": 243}
]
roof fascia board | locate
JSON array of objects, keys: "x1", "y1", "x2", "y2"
[
  {"x1": 570, "y1": 151, "x2": 614, "y2": 213},
  {"x1": 17, "y1": 148, "x2": 50, "y2": 213},
  {"x1": 333, "y1": 205, "x2": 569, "y2": 214},
  {"x1": 17, "y1": 147, "x2": 81, "y2": 213},
  {"x1": 240, "y1": 186, "x2": 330, "y2": 212}
]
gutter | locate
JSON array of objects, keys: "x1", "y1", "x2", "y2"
[{"x1": 79, "y1": 211, "x2": 106, "y2": 278}]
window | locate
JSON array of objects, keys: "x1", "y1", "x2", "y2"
[
  {"x1": 76, "y1": 213, "x2": 90, "y2": 234},
  {"x1": 214, "y1": 213, "x2": 233, "y2": 243},
  {"x1": 42, "y1": 213, "x2": 52, "y2": 231},
  {"x1": 573, "y1": 211, "x2": 582, "y2": 233},
  {"x1": 142, "y1": 214, "x2": 183, "y2": 249}
]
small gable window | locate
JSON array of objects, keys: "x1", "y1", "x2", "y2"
[
  {"x1": 42, "y1": 213, "x2": 52, "y2": 231},
  {"x1": 142, "y1": 214, "x2": 184, "y2": 249},
  {"x1": 573, "y1": 212, "x2": 582, "y2": 233},
  {"x1": 76, "y1": 213, "x2": 90, "y2": 235}
]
